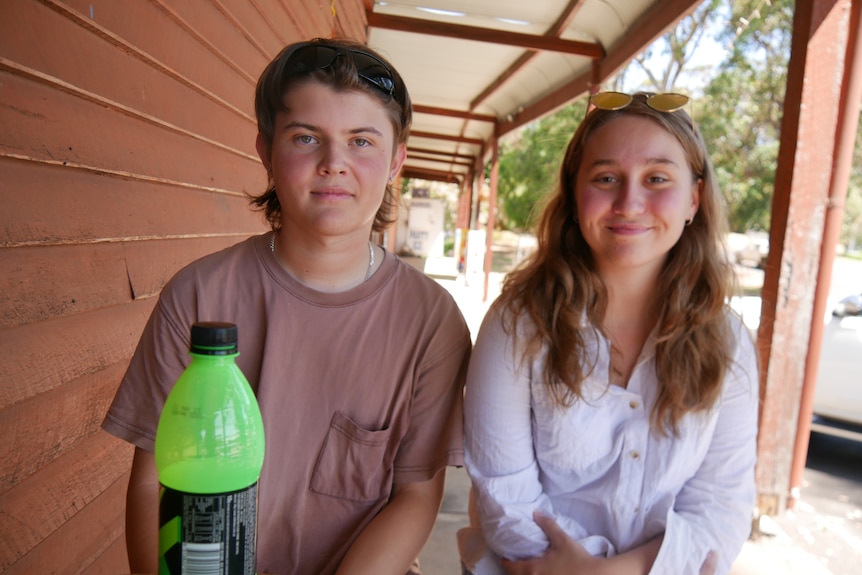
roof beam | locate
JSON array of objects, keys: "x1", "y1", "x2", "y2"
[
  {"x1": 410, "y1": 130, "x2": 484, "y2": 146},
  {"x1": 495, "y1": 0, "x2": 704, "y2": 136},
  {"x1": 400, "y1": 166, "x2": 463, "y2": 184},
  {"x1": 408, "y1": 153, "x2": 473, "y2": 166},
  {"x1": 470, "y1": 0, "x2": 587, "y2": 110},
  {"x1": 407, "y1": 146, "x2": 475, "y2": 161},
  {"x1": 413, "y1": 104, "x2": 496, "y2": 123},
  {"x1": 366, "y1": 12, "x2": 604, "y2": 57}
]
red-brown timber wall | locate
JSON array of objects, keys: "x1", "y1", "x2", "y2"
[{"x1": 0, "y1": 1, "x2": 368, "y2": 573}]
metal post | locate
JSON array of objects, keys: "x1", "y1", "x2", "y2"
[{"x1": 788, "y1": 0, "x2": 862, "y2": 509}]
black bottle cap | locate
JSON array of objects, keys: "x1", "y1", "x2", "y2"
[{"x1": 189, "y1": 322, "x2": 238, "y2": 355}]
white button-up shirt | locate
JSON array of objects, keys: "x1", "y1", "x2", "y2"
[{"x1": 464, "y1": 305, "x2": 759, "y2": 575}]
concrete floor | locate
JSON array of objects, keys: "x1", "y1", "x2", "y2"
[{"x1": 417, "y1": 467, "x2": 471, "y2": 575}]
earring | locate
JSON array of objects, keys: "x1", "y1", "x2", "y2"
[
  {"x1": 684, "y1": 218, "x2": 693, "y2": 226},
  {"x1": 388, "y1": 176, "x2": 395, "y2": 183}
]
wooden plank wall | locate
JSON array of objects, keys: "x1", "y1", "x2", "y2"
[{"x1": 0, "y1": 1, "x2": 368, "y2": 573}]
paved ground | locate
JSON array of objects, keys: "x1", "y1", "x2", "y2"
[
  {"x1": 775, "y1": 429, "x2": 862, "y2": 575},
  {"x1": 415, "y1": 257, "x2": 861, "y2": 574}
]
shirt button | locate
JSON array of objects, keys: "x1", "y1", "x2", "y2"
[
  {"x1": 629, "y1": 400, "x2": 639, "y2": 409},
  {"x1": 631, "y1": 450, "x2": 641, "y2": 459}
]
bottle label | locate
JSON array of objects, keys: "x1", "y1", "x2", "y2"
[{"x1": 158, "y1": 483, "x2": 258, "y2": 575}]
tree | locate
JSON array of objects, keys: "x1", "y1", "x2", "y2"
[
  {"x1": 698, "y1": 0, "x2": 794, "y2": 233},
  {"x1": 845, "y1": 113, "x2": 862, "y2": 251},
  {"x1": 622, "y1": 0, "x2": 724, "y2": 92},
  {"x1": 495, "y1": 102, "x2": 585, "y2": 231}
]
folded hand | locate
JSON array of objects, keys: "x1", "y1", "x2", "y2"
[{"x1": 501, "y1": 511, "x2": 599, "y2": 575}]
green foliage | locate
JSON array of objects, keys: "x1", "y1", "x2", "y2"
[
  {"x1": 495, "y1": 101, "x2": 587, "y2": 231},
  {"x1": 845, "y1": 114, "x2": 862, "y2": 251},
  {"x1": 700, "y1": 0, "x2": 794, "y2": 232}
]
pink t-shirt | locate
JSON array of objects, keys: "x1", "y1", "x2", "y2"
[{"x1": 103, "y1": 233, "x2": 471, "y2": 574}]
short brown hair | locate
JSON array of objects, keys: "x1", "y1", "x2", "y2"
[{"x1": 250, "y1": 38, "x2": 412, "y2": 232}]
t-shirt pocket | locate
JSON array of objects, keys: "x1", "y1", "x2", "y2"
[{"x1": 310, "y1": 411, "x2": 394, "y2": 502}]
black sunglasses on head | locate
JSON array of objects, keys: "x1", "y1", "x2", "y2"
[{"x1": 282, "y1": 43, "x2": 397, "y2": 100}]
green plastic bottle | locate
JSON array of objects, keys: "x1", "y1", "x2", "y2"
[{"x1": 154, "y1": 322, "x2": 265, "y2": 575}]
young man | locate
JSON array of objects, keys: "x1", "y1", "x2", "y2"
[{"x1": 103, "y1": 38, "x2": 471, "y2": 575}]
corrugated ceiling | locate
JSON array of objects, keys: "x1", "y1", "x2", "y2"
[{"x1": 363, "y1": 0, "x2": 703, "y2": 184}]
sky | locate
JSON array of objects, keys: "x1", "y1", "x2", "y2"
[{"x1": 620, "y1": 5, "x2": 732, "y2": 96}]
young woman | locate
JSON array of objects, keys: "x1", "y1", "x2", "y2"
[
  {"x1": 104, "y1": 38, "x2": 471, "y2": 575},
  {"x1": 462, "y1": 92, "x2": 759, "y2": 575}
]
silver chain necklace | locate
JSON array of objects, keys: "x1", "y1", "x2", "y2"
[{"x1": 269, "y1": 232, "x2": 375, "y2": 282}]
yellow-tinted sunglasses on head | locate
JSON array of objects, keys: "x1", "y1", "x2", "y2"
[{"x1": 589, "y1": 91, "x2": 690, "y2": 113}]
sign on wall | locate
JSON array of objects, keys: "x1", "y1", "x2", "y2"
[{"x1": 406, "y1": 198, "x2": 445, "y2": 257}]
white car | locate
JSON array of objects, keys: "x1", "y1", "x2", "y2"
[
  {"x1": 812, "y1": 292, "x2": 862, "y2": 429},
  {"x1": 727, "y1": 232, "x2": 769, "y2": 268},
  {"x1": 731, "y1": 289, "x2": 862, "y2": 434}
]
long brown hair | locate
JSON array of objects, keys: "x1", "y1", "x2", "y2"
[{"x1": 497, "y1": 93, "x2": 735, "y2": 434}]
